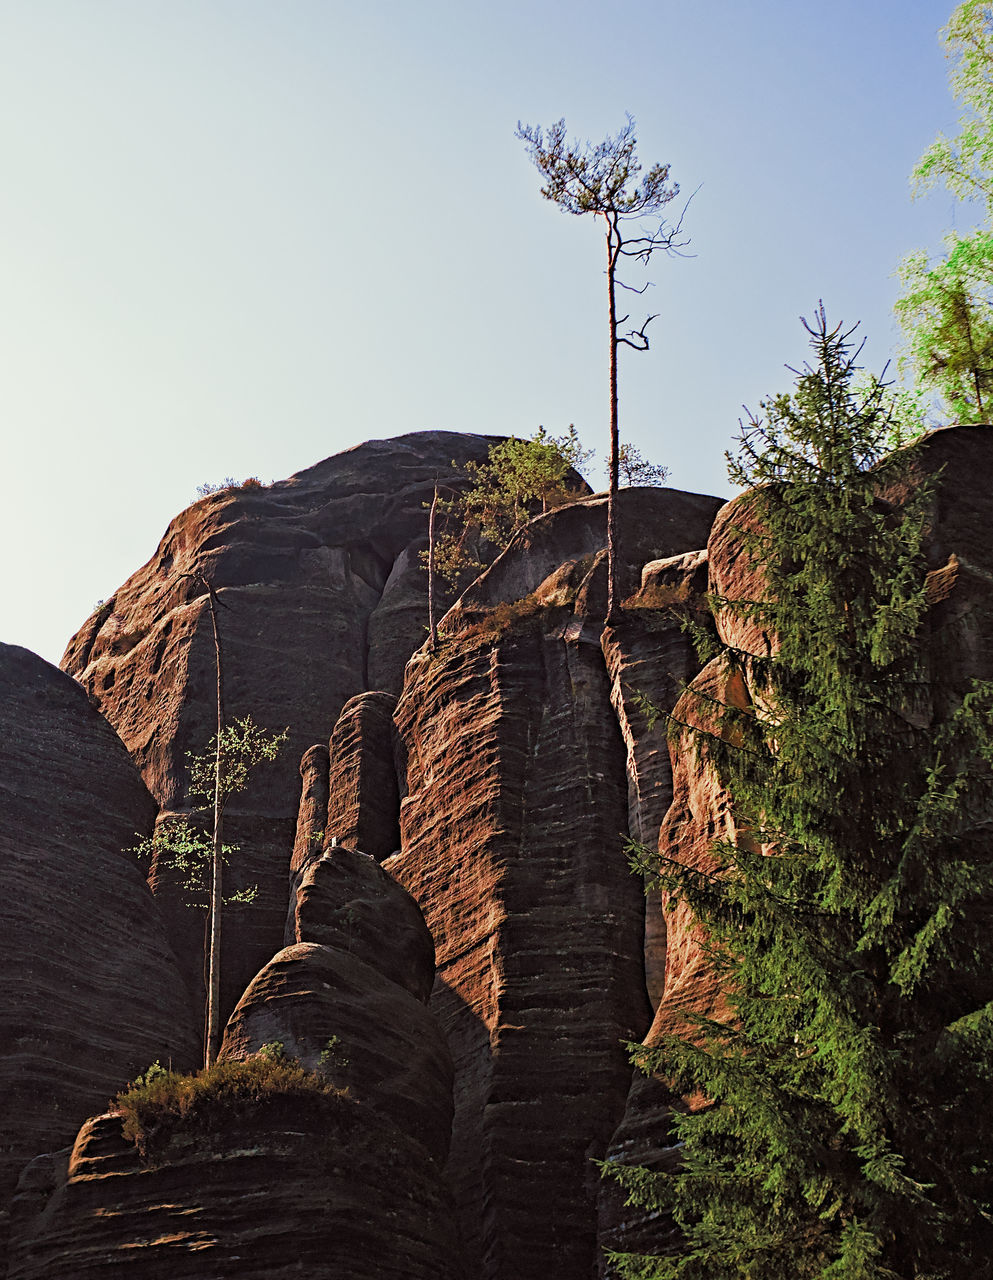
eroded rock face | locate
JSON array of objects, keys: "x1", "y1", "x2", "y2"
[
  {"x1": 7, "y1": 1101, "x2": 463, "y2": 1280},
  {"x1": 288, "y1": 847, "x2": 435, "y2": 1003},
  {"x1": 0, "y1": 644, "x2": 198, "y2": 1270},
  {"x1": 601, "y1": 548, "x2": 712, "y2": 1009},
  {"x1": 60, "y1": 432, "x2": 495, "y2": 1033},
  {"x1": 387, "y1": 488, "x2": 723, "y2": 1280},
  {"x1": 325, "y1": 692, "x2": 401, "y2": 860},
  {"x1": 220, "y1": 941, "x2": 452, "y2": 1164}
]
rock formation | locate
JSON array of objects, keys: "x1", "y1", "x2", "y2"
[
  {"x1": 59, "y1": 432, "x2": 497, "y2": 1040},
  {"x1": 7, "y1": 1096, "x2": 463, "y2": 1280},
  {"x1": 6, "y1": 424, "x2": 992, "y2": 1276},
  {"x1": 386, "y1": 487, "x2": 723, "y2": 1280},
  {"x1": 0, "y1": 644, "x2": 198, "y2": 1273},
  {"x1": 9, "y1": 802, "x2": 462, "y2": 1279}
]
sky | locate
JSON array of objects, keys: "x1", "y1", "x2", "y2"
[{"x1": 0, "y1": 0, "x2": 972, "y2": 666}]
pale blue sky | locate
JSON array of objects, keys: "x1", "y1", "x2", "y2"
[{"x1": 0, "y1": 1, "x2": 967, "y2": 664}]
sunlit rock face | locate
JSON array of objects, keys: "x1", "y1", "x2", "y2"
[
  {"x1": 59, "y1": 431, "x2": 497, "y2": 1038},
  {"x1": 387, "y1": 487, "x2": 722, "y2": 1280}
]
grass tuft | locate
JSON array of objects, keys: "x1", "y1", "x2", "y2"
[{"x1": 113, "y1": 1052, "x2": 348, "y2": 1160}]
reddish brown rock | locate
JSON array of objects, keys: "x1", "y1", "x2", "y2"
[
  {"x1": 7, "y1": 1100, "x2": 464, "y2": 1280},
  {"x1": 60, "y1": 433, "x2": 496, "y2": 1033},
  {"x1": 325, "y1": 692, "x2": 401, "y2": 860},
  {"x1": 601, "y1": 549, "x2": 712, "y2": 1009},
  {"x1": 0, "y1": 644, "x2": 199, "y2": 1270},
  {"x1": 386, "y1": 487, "x2": 722, "y2": 1280},
  {"x1": 288, "y1": 742, "x2": 331, "y2": 891}
]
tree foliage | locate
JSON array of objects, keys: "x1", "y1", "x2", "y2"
[
  {"x1": 607, "y1": 309, "x2": 993, "y2": 1279},
  {"x1": 133, "y1": 714, "x2": 286, "y2": 1060},
  {"x1": 618, "y1": 442, "x2": 670, "y2": 486},
  {"x1": 897, "y1": 2, "x2": 993, "y2": 421},
  {"x1": 913, "y1": 1, "x2": 993, "y2": 215},
  {"x1": 136, "y1": 717, "x2": 286, "y2": 909},
  {"x1": 896, "y1": 230, "x2": 993, "y2": 422},
  {"x1": 429, "y1": 426, "x2": 591, "y2": 592},
  {"x1": 516, "y1": 115, "x2": 684, "y2": 619}
]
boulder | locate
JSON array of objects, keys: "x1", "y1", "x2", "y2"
[
  {"x1": 288, "y1": 847, "x2": 435, "y2": 1003},
  {"x1": 220, "y1": 941, "x2": 453, "y2": 1164}
]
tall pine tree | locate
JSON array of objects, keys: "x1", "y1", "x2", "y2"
[{"x1": 607, "y1": 308, "x2": 993, "y2": 1279}]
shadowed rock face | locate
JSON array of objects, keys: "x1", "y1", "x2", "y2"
[
  {"x1": 59, "y1": 432, "x2": 496, "y2": 1036},
  {"x1": 7, "y1": 1102, "x2": 464, "y2": 1280},
  {"x1": 288, "y1": 846, "x2": 436, "y2": 1003},
  {"x1": 601, "y1": 548, "x2": 713, "y2": 1009},
  {"x1": 0, "y1": 644, "x2": 198, "y2": 1272},
  {"x1": 387, "y1": 488, "x2": 723, "y2": 1280},
  {"x1": 220, "y1": 940, "x2": 453, "y2": 1164}
]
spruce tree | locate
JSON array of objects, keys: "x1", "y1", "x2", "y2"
[{"x1": 607, "y1": 308, "x2": 993, "y2": 1279}]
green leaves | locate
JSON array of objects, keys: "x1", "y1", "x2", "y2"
[
  {"x1": 131, "y1": 714, "x2": 286, "y2": 911},
  {"x1": 428, "y1": 426, "x2": 590, "y2": 592},
  {"x1": 515, "y1": 117, "x2": 678, "y2": 221},
  {"x1": 896, "y1": 230, "x2": 993, "y2": 423},
  {"x1": 187, "y1": 715, "x2": 288, "y2": 805}
]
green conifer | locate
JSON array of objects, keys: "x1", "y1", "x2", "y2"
[{"x1": 607, "y1": 308, "x2": 993, "y2": 1279}]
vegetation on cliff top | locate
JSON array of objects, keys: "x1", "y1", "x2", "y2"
[
  {"x1": 517, "y1": 115, "x2": 686, "y2": 622},
  {"x1": 114, "y1": 1047, "x2": 348, "y2": 1160}
]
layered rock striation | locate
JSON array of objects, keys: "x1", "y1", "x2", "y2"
[
  {"x1": 387, "y1": 487, "x2": 723, "y2": 1280},
  {"x1": 59, "y1": 432, "x2": 496, "y2": 1037},
  {"x1": 0, "y1": 644, "x2": 198, "y2": 1273}
]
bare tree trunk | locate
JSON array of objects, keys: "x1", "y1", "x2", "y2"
[
  {"x1": 427, "y1": 483, "x2": 439, "y2": 651},
  {"x1": 606, "y1": 224, "x2": 621, "y2": 623},
  {"x1": 202, "y1": 581, "x2": 225, "y2": 1069}
]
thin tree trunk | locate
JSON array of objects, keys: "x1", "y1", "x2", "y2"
[
  {"x1": 428, "y1": 483, "x2": 439, "y2": 650},
  {"x1": 203, "y1": 582, "x2": 225, "y2": 1069},
  {"x1": 606, "y1": 223, "x2": 621, "y2": 623}
]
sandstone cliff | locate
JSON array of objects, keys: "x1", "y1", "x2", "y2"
[
  {"x1": 0, "y1": 644, "x2": 198, "y2": 1274},
  {"x1": 33, "y1": 424, "x2": 993, "y2": 1274},
  {"x1": 387, "y1": 487, "x2": 723, "y2": 1279},
  {"x1": 59, "y1": 431, "x2": 496, "y2": 1040}
]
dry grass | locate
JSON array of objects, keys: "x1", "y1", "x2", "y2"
[{"x1": 114, "y1": 1052, "x2": 348, "y2": 1159}]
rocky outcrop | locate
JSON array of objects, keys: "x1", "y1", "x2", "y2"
[
  {"x1": 59, "y1": 432, "x2": 496, "y2": 1037},
  {"x1": 601, "y1": 548, "x2": 712, "y2": 1008},
  {"x1": 288, "y1": 845, "x2": 435, "y2": 1002},
  {"x1": 220, "y1": 940, "x2": 453, "y2": 1164},
  {"x1": 7, "y1": 1098, "x2": 463, "y2": 1280},
  {"x1": 10, "y1": 817, "x2": 461, "y2": 1279},
  {"x1": 387, "y1": 487, "x2": 723, "y2": 1280},
  {"x1": 0, "y1": 644, "x2": 198, "y2": 1271},
  {"x1": 325, "y1": 692, "x2": 400, "y2": 860}
]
